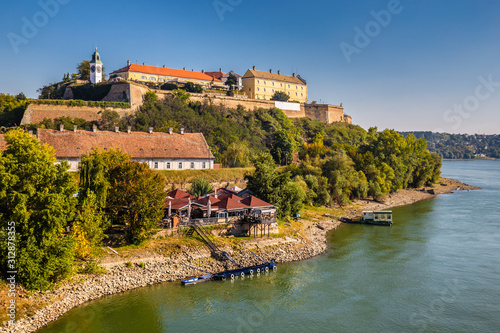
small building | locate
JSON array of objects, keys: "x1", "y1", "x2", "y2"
[
  {"x1": 36, "y1": 126, "x2": 214, "y2": 171},
  {"x1": 205, "y1": 70, "x2": 243, "y2": 90},
  {"x1": 242, "y1": 67, "x2": 308, "y2": 103},
  {"x1": 111, "y1": 62, "x2": 222, "y2": 88}
]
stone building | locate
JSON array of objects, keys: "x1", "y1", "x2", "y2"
[
  {"x1": 242, "y1": 67, "x2": 308, "y2": 103},
  {"x1": 35, "y1": 126, "x2": 214, "y2": 171},
  {"x1": 111, "y1": 62, "x2": 222, "y2": 87}
]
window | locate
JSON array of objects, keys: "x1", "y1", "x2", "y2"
[
  {"x1": 178, "y1": 162, "x2": 183, "y2": 169},
  {"x1": 288, "y1": 91, "x2": 290, "y2": 95},
  {"x1": 141, "y1": 76, "x2": 147, "y2": 80},
  {"x1": 202, "y1": 162, "x2": 206, "y2": 169},
  {"x1": 272, "y1": 82, "x2": 275, "y2": 86},
  {"x1": 264, "y1": 88, "x2": 266, "y2": 92},
  {"x1": 159, "y1": 78, "x2": 165, "y2": 82},
  {"x1": 288, "y1": 84, "x2": 290, "y2": 88},
  {"x1": 296, "y1": 92, "x2": 298, "y2": 96},
  {"x1": 301, "y1": 93, "x2": 303, "y2": 97},
  {"x1": 272, "y1": 89, "x2": 275, "y2": 92},
  {"x1": 133, "y1": 74, "x2": 136, "y2": 78},
  {"x1": 154, "y1": 162, "x2": 159, "y2": 169},
  {"x1": 296, "y1": 86, "x2": 298, "y2": 89},
  {"x1": 257, "y1": 80, "x2": 260, "y2": 84},
  {"x1": 301, "y1": 86, "x2": 304, "y2": 90},
  {"x1": 166, "y1": 162, "x2": 171, "y2": 169},
  {"x1": 257, "y1": 87, "x2": 260, "y2": 91},
  {"x1": 264, "y1": 81, "x2": 266, "y2": 85},
  {"x1": 190, "y1": 162, "x2": 195, "y2": 169},
  {"x1": 149, "y1": 77, "x2": 156, "y2": 81},
  {"x1": 280, "y1": 83, "x2": 283, "y2": 87}
]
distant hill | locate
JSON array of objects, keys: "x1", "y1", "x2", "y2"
[{"x1": 400, "y1": 131, "x2": 500, "y2": 159}]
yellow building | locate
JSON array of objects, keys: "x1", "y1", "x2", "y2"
[
  {"x1": 242, "y1": 67, "x2": 308, "y2": 103},
  {"x1": 111, "y1": 61, "x2": 222, "y2": 88}
]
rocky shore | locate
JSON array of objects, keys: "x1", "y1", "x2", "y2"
[{"x1": 0, "y1": 177, "x2": 479, "y2": 333}]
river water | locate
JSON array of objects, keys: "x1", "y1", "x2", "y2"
[{"x1": 39, "y1": 160, "x2": 500, "y2": 333}]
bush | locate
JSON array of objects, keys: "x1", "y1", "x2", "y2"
[
  {"x1": 161, "y1": 83, "x2": 179, "y2": 91},
  {"x1": 183, "y1": 82, "x2": 203, "y2": 93},
  {"x1": 126, "y1": 261, "x2": 133, "y2": 268},
  {"x1": 78, "y1": 261, "x2": 106, "y2": 274}
]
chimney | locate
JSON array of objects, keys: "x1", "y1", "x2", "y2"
[
  {"x1": 114, "y1": 126, "x2": 119, "y2": 133},
  {"x1": 269, "y1": 69, "x2": 272, "y2": 73},
  {"x1": 168, "y1": 127, "x2": 173, "y2": 135},
  {"x1": 163, "y1": 65, "x2": 166, "y2": 68},
  {"x1": 180, "y1": 127, "x2": 184, "y2": 135},
  {"x1": 278, "y1": 70, "x2": 281, "y2": 75},
  {"x1": 191, "y1": 69, "x2": 194, "y2": 71},
  {"x1": 202, "y1": 69, "x2": 205, "y2": 73},
  {"x1": 183, "y1": 67, "x2": 186, "y2": 70},
  {"x1": 127, "y1": 126, "x2": 131, "y2": 134},
  {"x1": 143, "y1": 62, "x2": 145, "y2": 65},
  {"x1": 92, "y1": 125, "x2": 97, "y2": 133},
  {"x1": 127, "y1": 60, "x2": 131, "y2": 66},
  {"x1": 148, "y1": 127, "x2": 153, "y2": 134},
  {"x1": 252, "y1": 66, "x2": 255, "y2": 70},
  {"x1": 59, "y1": 124, "x2": 64, "y2": 132},
  {"x1": 219, "y1": 68, "x2": 222, "y2": 72},
  {"x1": 73, "y1": 125, "x2": 77, "y2": 132},
  {"x1": 293, "y1": 73, "x2": 296, "y2": 77}
]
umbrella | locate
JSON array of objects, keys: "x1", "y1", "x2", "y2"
[
  {"x1": 168, "y1": 200, "x2": 172, "y2": 216},
  {"x1": 187, "y1": 198, "x2": 192, "y2": 219},
  {"x1": 207, "y1": 198, "x2": 212, "y2": 218}
]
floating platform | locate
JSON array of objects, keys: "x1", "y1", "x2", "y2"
[{"x1": 341, "y1": 210, "x2": 393, "y2": 226}]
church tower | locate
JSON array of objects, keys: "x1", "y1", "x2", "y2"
[{"x1": 89, "y1": 48, "x2": 103, "y2": 84}]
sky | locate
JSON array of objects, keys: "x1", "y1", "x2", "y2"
[{"x1": 1, "y1": 0, "x2": 499, "y2": 134}]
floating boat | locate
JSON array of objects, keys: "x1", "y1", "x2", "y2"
[
  {"x1": 341, "y1": 210, "x2": 393, "y2": 226},
  {"x1": 181, "y1": 273, "x2": 213, "y2": 285},
  {"x1": 213, "y1": 259, "x2": 277, "y2": 280}
]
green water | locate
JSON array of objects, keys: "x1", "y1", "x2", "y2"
[{"x1": 39, "y1": 161, "x2": 500, "y2": 333}]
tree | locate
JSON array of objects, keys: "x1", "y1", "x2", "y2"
[
  {"x1": 77, "y1": 60, "x2": 91, "y2": 81},
  {"x1": 73, "y1": 192, "x2": 109, "y2": 259},
  {"x1": 184, "y1": 82, "x2": 203, "y2": 93},
  {"x1": 107, "y1": 161, "x2": 165, "y2": 244},
  {"x1": 0, "y1": 93, "x2": 30, "y2": 127},
  {"x1": 188, "y1": 178, "x2": 214, "y2": 197},
  {"x1": 224, "y1": 141, "x2": 251, "y2": 167},
  {"x1": 271, "y1": 91, "x2": 290, "y2": 102},
  {"x1": 225, "y1": 73, "x2": 238, "y2": 90},
  {"x1": 79, "y1": 148, "x2": 130, "y2": 208},
  {"x1": 77, "y1": 60, "x2": 106, "y2": 81},
  {"x1": 0, "y1": 129, "x2": 77, "y2": 290}
]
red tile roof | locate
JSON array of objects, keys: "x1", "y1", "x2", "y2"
[
  {"x1": 195, "y1": 196, "x2": 221, "y2": 207},
  {"x1": 205, "y1": 71, "x2": 226, "y2": 80},
  {"x1": 112, "y1": 64, "x2": 222, "y2": 83},
  {"x1": 36, "y1": 128, "x2": 215, "y2": 160},
  {"x1": 213, "y1": 197, "x2": 249, "y2": 210},
  {"x1": 240, "y1": 196, "x2": 274, "y2": 208},
  {"x1": 167, "y1": 189, "x2": 193, "y2": 199},
  {"x1": 217, "y1": 193, "x2": 243, "y2": 201},
  {"x1": 166, "y1": 197, "x2": 191, "y2": 210}
]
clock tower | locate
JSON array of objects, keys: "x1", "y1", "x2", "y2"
[{"x1": 89, "y1": 48, "x2": 103, "y2": 84}]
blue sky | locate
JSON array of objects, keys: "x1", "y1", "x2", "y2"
[{"x1": 1, "y1": 0, "x2": 499, "y2": 134}]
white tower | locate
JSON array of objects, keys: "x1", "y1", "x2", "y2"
[{"x1": 89, "y1": 48, "x2": 103, "y2": 84}]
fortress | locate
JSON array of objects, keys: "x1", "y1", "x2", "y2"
[{"x1": 21, "y1": 81, "x2": 351, "y2": 125}]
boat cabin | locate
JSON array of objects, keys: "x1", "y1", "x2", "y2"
[{"x1": 362, "y1": 210, "x2": 392, "y2": 223}]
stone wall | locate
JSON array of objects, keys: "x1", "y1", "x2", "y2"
[{"x1": 20, "y1": 104, "x2": 133, "y2": 125}]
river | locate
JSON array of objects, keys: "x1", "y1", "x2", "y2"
[{"x1": 38, "y1": 160, "x2": 500, "y2": 333}]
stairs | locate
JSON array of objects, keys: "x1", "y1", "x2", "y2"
[{"x1": 187, "y1": 221, "x2": 242, "y2": 268}]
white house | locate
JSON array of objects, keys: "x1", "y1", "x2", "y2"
[{"x1": 36, "y1": 126, "x2": 214, "y2": 171}]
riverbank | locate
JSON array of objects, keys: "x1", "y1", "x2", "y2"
[{"x1": 0, "y1": 177, "x2": 479, "y2": 333}]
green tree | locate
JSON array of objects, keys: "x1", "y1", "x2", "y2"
[
  {"x1": 77, "y1": 60, "x2": 91, "y2": 81},
  {"x1": 184, "y1": 82, "x2": 203, "y2": 93},
  {"x1": 0, "y1": 93, "x2": 30, "y2": 127},
  {"x1": 188, "y1": 178, "x2": 214, "y2": 197},
  {"x1": 0, "y1": 129, "x2": 77, "y2": 290},
  {"x1": 224, "y1": 141, "x2": 251, "y2": 167},
  {"x1": 107, "y1": 161, "x2": 165, "y2": 244},
  {"x1": 225, "y1": 73, "x2": 238, "y2": 90},
  {"x1": 73, "y1": 191, "x2": 109, "y2": 258},
  {"x1": 271, "y1": 91, "x2": 290, "y2": 102},
  {"x1": 79, "y1": 148, "x2": 130, "y2": 208}
]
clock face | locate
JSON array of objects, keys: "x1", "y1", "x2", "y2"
[
  {"x1": 96, "y1": 66, "x2": 101, "y2": 73},
  {"x1": 90, "y1": 65, "x2": 96, "y2": 73}
]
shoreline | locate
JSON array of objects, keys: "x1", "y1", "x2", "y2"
[{"x1": 0, "y1": 177, "x2": 480, "y2": 333}]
